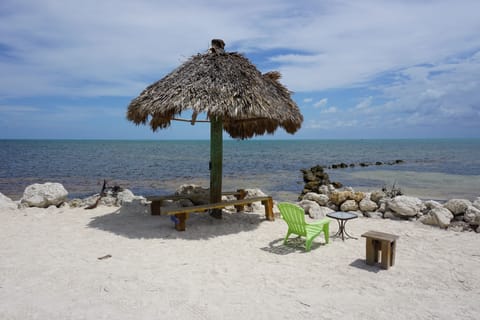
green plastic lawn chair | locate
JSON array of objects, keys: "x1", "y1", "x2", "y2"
[{"x1": 278, "y1": 202, "x2": 330, "y2": 252}]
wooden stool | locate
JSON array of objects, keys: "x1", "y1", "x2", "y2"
[{"x1": 361, "y1": 231, "x2": 399, "y2": 269}]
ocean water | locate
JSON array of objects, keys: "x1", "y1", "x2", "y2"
[{"x1": 1, "y1": 139, "x2": 479, "y2": 201}]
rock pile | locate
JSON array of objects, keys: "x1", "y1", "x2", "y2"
[
  {"x1": 3, "y1": 177, "x2": 479, "y2": 234},
  {"x1": 294, "y1": 165, "x2": 480, "y2": 233},
  {"x1": 296, "y1": 184, "x2": 480, "y2": 233},
  {"x1": 300, "y1": 165, "x2": 341, "y2": 198},
  {"x1": 4, "y1": 182, "x2": 148, "y2": 210}
]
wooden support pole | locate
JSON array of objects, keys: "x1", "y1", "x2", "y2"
[{"x1": 210, "y1": 117, "x2": 223, "y2": 218}]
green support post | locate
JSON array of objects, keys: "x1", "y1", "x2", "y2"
[{"x1": 210, "y1": 116, "x2": 223, "y2": 218}]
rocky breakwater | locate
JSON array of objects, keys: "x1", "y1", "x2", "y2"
[
  {"x1": 296, "y1": 166, "x2": 480, "y2": 233},
  {"x1": 300, "y1": 165, "x2": 341, "y2": 198},
  {"x1": 0, "y1": 182, "x2": 271, "y2": 216},
  {"x1": 1, "y1": 182, "x2": 150, "y2": 214}
]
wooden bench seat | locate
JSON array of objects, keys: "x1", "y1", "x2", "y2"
[
  {"x1": 156, "y1": 196, "x2": 274, "y2": 231},
  {"x1": 146, "y1": 190, "x2": 245, "y2": 203},
  {"x1": 147, "y1": 190, "x2": 247, "y2": 216},
  {"x1": 361, "y1": 230, "x2": 399, "y2": 269}
]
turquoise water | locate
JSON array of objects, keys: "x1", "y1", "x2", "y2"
[{"x1": 1, "y1": 139, "x2": 479, "y2": 201}]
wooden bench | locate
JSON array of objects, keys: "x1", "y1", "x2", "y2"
[
  {"x1": 147, "y1": 190, "x2": 247, "y2": 216},
  {"x1": 153, "y1": 196, "x2": 274, "y2": 231},
  {"x1": 361, "y1": 230, "x2": 399, "y2": 270}
]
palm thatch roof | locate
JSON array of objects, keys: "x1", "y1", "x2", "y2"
[{"x1": 127, "y1": 39, "x2": 303, "y2": 139}]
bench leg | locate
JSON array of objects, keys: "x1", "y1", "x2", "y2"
[
  {"x1": 175, "y1": 213, "x2": 188, "y2": 231},
  {"x1": 380, "y1": 240, "x2": 392, "y2": 269},
  {"x1": 390, "y1": 240, "x2": 397, "y2": 266},
  {"x1": 365, "y1": 238, "x2": 376, "y2": 266},
  {"x1": 374, "y1": 240, "x2": 381, "y2": 263},
  {"x1": 234, "y1": 189, "x2": 247, "y2": 212},
  {"x1": 262, "y1": 198, "x2": 274, "y2": 221},
  {"x1": 235, "y1": 189, "x2": 247, "y2": 200},
  {"x1": 234, "y1": 204, "x2": 245, "y2": 212},
  {"x1": 151, "y1": 201, "x2": 161, "y2": 215}
]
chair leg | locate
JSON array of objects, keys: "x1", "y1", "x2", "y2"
[
  {"x1": 305, "y1": 237, "x2": 313, "y2": 252},
  {"x1": 323, "y1": 224, "x2": 329, "y2": 244},
  {"x1": 284, "y1": 231, "x2": 292, "y2": 244}
]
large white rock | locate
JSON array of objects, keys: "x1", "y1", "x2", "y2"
[
  {"x1": 298, "y1": 200, "x2": 321, "y2": 219},
  {"x1": 245, "y1": 188, "x2": 268, "y2": 198},
  {"x1": 340, "y1": 199, "x2": 359, "y2": 212},
  {"x1": 472, "y1": 197, "x2": 480, "y2": 210},
  {"x1": 0, "y1": 192, "x2": 17, "y2": 210},
  {"x1": 175, "y1": 184, "x2": 209, "y2": 205},
  {"x1": 424, "y1": 200, "x2": 443, "y2": 210},
  {"x1": 244, "y1": 189, "x2": 269, "y2": 211},
  {"x1": 387, "y1": 196, "x2": 423, "y2": 218},
  {"x1": 364, "y1": 211, "x2": 384, "y2": 219},
  {"x1": 116, "y1": 189, "x2": 134, "y2": 202},
  {"x1": 444, "y1": 199, "x2": 472, "y2": 215},
  {"x1": 20, "y1": 183, "x2": 68, "y2": 208},
  {"x1": 318, "y1": 185, "x2": 330, "y2": 195},
  {"x1": 464, "y1": 206, "x2": 480, "y2": 226},
  {"x1": 419, "y1": 207, "x2": 453, "y2": 229},
  {"x1": 384, "y1": 210, "x2": 403, "y2": 220},
  {"x1": 120, "y1": 198, "x2": 152, "y2": 216},
  {"x1": 116, "y1": 189, "x2": 138, "y2": 205},
  {"x1": 303, "y1": 192, "x2": 329, "y2": 206},
  {"x1": 370, "y1": 191, "x2": 386, "y2": 204},
  {"x1": 359, "y1": 198, "x2": 378, "y2": 212},
  {"x1": 377, "y1": 199, "x2": 388, "y2": 213},
  {"x1": 317, "y1": 206, "x2": 334, "y2": 219}
]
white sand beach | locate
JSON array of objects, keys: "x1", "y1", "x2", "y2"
[{"x1": 1, "y1": 205, "x2": 479, "y2": 320}]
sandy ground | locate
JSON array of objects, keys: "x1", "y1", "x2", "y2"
[{"x1": 1, "y1": 204, "x2": 479, "y2": 320}]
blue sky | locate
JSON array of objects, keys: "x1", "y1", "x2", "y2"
[{"x1": 1, "y1": 0, "x2": 479, "y2": 140}]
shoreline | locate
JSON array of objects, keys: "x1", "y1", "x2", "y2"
[
  {"x1": 0, "y1": 173, "x2": 480, "y2": 201},
  {"x1": 2, "y1": 139, "x2": 480, "y2": 202}
]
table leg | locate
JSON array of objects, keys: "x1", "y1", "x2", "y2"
[
  {"x1": 332, "y1": 219, "x2": 343, "y2": 238},
  {"x1": 340, "y1": 220, "x2": 346, "y2": 241},
  {"x1": 343, "y1": 220, "x2": 357, "y2": 240},
  {"x1": 330, "y1": 218, "x2": 357, "y2": 241}
]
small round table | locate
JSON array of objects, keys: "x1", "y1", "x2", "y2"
[{"x1": 326, "y1": 211, "x2": 358, "y2": 241}]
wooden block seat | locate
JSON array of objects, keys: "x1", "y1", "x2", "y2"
[
  {"x1": 150, "y1": 196, "x2": 274, "y2": 231},
  {"x1": 361, "y1": 230, "x2": 399, "y2": 270}
]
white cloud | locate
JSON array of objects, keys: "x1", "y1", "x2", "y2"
[
  {"x1": 314, "y1": 98, "x2": 328, "y2": 108},
  {"x1": 1, "y1": 0, "x2": 479, "y2": 98},
  {"x1": 354, "y1": 96, "x2": 373, "y2": 111},
  {"x1": 320, "y1": 106, "x2": 337, "y2": 114},
  {"x1": 378, "y1": 54, "x2": 480, "y2": 126},
  {"x1": 1, "y1": 0, "x2": 480, "y2": 138},
  {"x1": 306, "y1": 119, "x2": 358, "y2": 129},
  {"x1": 0, "y1": 105, "x2": 40, "y2": 113}
]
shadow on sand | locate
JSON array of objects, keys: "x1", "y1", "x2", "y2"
[
  {"x1": 260, "y1": 237, "x2": 327, "y2": 255},
  {"x1": 349, "y1": 258, "x2": 382, "y2": 273},
  {"x1": 87, "y1": 206, "x2": 265, "y2": 240}
]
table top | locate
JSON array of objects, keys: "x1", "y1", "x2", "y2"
[{"x1": 327, "y1": 211, "x2": 358, "y2": 220}]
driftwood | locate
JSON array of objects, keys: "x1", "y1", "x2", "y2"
[{"x1": 85, "y1": 180, "x2": 108, "y2": 210}]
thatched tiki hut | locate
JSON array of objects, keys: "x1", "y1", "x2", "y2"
[{"x1": 127, "y1": 39, "x2": 303, "y2": 217}]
